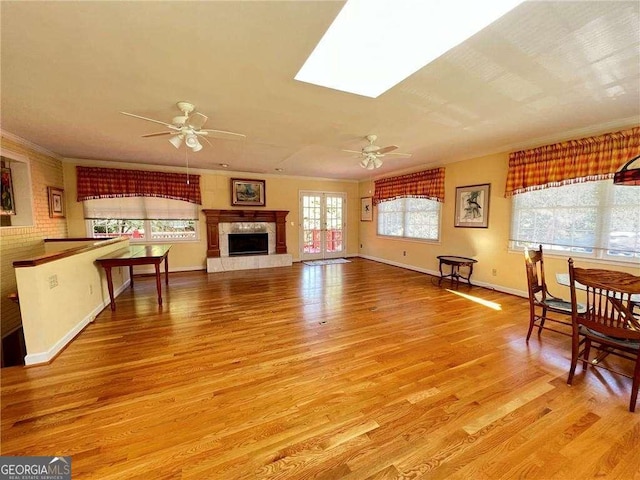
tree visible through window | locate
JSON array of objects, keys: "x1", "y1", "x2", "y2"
[
  {"x1": 84, "y1": 196, "x2": 198, "y2": 242},
  {"x1": 377, "y1": 198, "x2": 441, "y2": 240},
  {"x1": 88, "y1": 219, "x2": 196, "y2": 241},
  {"x1": 89, "y1": 218, "x2": 197, "y2": 241},
  {"x1": 510, "y1": 180, "x2": 639, "y2": 261}
]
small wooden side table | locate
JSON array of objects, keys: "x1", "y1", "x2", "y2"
[{"x1": 437, "y1": 255, "x2": 478, "y2": 287}]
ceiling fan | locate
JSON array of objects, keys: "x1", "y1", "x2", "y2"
[
  {"x1": 120, "y1": 101, "x2": 245, "y2": 152},
  {"x1": 342, "y1": 134, "x2": 411, "y2": 169}
]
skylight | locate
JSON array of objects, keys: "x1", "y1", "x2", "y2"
[{"x1": 295, "y1": 0, "x2": 524, "y2": 98}]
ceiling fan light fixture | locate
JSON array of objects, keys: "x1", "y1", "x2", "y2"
[
  {"x1": 122, "y1": 102, "x2": 244, "y2": 153},
  {"x1": 185, "y1": 134, "x2": 202, "y2": 151},
  {"x1": 169, "y1": 134, "x2": 183, "y2": 149},
  {"x1": 373, "y1": 157, "x2": 383, "y2": 169}
]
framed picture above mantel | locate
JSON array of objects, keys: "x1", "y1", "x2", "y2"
[
  {"x1": 231, "y1": 178, "x2": 266, "y2": 207},
  {"x1": 454, "y1": 183, "x2": 490, "y2": 228}
]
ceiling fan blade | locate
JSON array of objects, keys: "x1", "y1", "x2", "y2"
[
  {"x1": 120, "y1": 112, "x2": 180, "y2": 130},
  {"x1": 187, "y1": 112, "x2": 208, "y2": 130},
  {"x1": 341, "y1": 149, "x2": 362, "y2": 154},
  {"x1": 386, "y1": 152, "x2": 412, "y2": 157},
  {"x1": 141, "y1": 131, "x2": 173, "y2": 138},
  {"x1": 200, "y1": 136, "x2": 215, "y2": 148},
  {"x1": 377, "y1": 145, "x2": 399, "y2": 154},
  {"x1": 198, "y1": 129, "x2": 246, "y2": 138}
]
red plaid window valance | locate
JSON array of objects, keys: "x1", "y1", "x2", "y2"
[
  {"x1": 505, "y1": 126, "x2": 640, "y2": 197},
  {"x1": 373, "y1": 167, "x2": 445, "y2": 205},
  {"x1": 76, "y1": 166, "x2": 202, "y2": 205}
]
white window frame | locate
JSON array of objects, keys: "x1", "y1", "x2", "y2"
[
  {"x1": 510, "y1": 179, "x2": 639, "y2": 264},
  {"x1": 377, "y1": 197, "x2": 442, "y2": 242}
]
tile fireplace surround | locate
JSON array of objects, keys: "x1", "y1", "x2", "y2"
[{"x1": 202, "y1": 209, "x2": 292, "y2": 273}]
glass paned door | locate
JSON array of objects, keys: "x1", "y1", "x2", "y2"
[{"x1": 300, "y1": 192, "x2": 346, "y2": 260}]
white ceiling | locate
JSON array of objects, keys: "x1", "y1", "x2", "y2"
[{"x1": 2, "y1": 1, "x2": 639, "y2": 181}]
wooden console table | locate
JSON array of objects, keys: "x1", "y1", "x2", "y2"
[
  {"x1": 437, "y1": 255, "x2": 478, "y2": 287},
  {"x1": 96, "y1": 244, "x2": 171, "y2": 310}
]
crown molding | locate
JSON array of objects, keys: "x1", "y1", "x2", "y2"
[
  {"x1": 0, "y1": 130, "x2": 63, "y2": 160},
  {"x1": 502, "y1": 117, "x2": 640, "y2": 154}
]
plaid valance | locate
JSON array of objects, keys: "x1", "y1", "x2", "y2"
[
  {"x1": 77, "y1": 166, "x2": 202, "y2": 205},
  {"x1": 373, "y1": 167, "x2": 445, "y2": 205},
  {"x1": 505, "y1": 126, "x2": 640, "y2": 196}
]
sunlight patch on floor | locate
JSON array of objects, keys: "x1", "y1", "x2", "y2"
[{"x1": 446, "y1": 289, "x2": 502, "y2": 311}]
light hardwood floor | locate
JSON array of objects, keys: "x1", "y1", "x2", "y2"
[{"x1": 2, "y1": 258, "x2": 639, "y2": 479}]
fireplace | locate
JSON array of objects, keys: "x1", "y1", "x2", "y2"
[
  {"x1": 202, "y1": 209, "x2": 292, "y2": 273},
  {"x1": 202, "y1": 209, "x2": 289, "y2": 257},
  {"x1": 228, "y1": 233, "x2": 268, "y2": 256}
]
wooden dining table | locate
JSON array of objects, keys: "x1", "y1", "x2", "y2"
[
  {"x1": 96, "y1": 244, "x2": 172, "y2": 310},
  {"x1": 556, "y1": 272, "x2": 640, "y2": 304}
]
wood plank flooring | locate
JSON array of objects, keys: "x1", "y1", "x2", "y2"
[{"x1": 2, "y1": 258, "x2": 639, "y2": 479}]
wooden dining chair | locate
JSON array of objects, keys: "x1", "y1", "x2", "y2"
[
  {"x1": 566, "y1": 259, "x2": 640, "y2": 412},
  {"x1": 524, "y1": 245, "x2": 575, "y2": 341}
]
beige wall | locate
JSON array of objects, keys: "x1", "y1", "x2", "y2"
[
  {"x1": 16, "y1": 238, "x2": 130, "y2": 364},
  {"x1": 63, "y1": 160, "x2": 360, "y2": 270},
  {"x1": 359, "y1": 151, "x2": 640, "y2": 300},
  {"x1": 0, "y1": 136, "x2": 67, "y2": 337}
]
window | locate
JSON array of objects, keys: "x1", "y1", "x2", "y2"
[
  {"x1": 510, "y1": 180, "x2": 640, "y2": 261},
  {"x1": 377, "y1": 197, "x2": 441, "y2": 240},
  {"x1": 88, "y1": 219, "x2": 197, "y2": 242},
  {"x1": 84, "y1": 197, "x2": 198, "y2": 243}
]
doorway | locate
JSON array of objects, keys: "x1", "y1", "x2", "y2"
[{"x1": 299, "y1": 191, "x2": 346, "y2": 261}]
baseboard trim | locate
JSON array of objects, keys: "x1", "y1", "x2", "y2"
[
  {"x1": 358, "y1": 254, "x2": 528, "y2": 299},
  {"x1": 24, "y1": 280, "x2": 131, "y2": 366}
]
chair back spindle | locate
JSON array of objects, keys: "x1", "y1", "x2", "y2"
[{"x1": 524, "y1": 245, "x2": 574, "y2": 341}]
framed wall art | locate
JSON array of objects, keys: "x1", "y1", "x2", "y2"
[
  {"x1": 231, "y1": 178, "x2": 266, "y2": 207},
  {"x1": 1, "y1": 167, "x2": 16, "y2": 215},
  {"x1": 454, "y1": 183, "x2": 490, "y2": 228},
  {"x1": 48, "y1": 186, "x2": 65, "y2": 218},
  {"x1": 360, "y1": 197, "x2": 373, "y2": 222}
]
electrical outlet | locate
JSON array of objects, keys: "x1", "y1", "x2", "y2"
[
  {"x1": 48, "y1": 274, "x2": 58, "y2": 289},
  {"x1": 492, "y1": 268, "x2": 497, "y2": 276},
  {"x1": 360, "y1": 244, "x2": 363, "y2": 249},
  {"x1": 403, "y1": 251, "x2": 407, "y2": 256},
  {"x1": 89, "y1": 284, "x2": 93, "y2": 295}
]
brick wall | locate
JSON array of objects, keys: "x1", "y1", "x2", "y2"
[{"x1": 0, "y1": 135, "x2": 67, "y2": 337}]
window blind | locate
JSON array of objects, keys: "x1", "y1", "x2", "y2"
[{"x1": 83, "y1": 196, "x2": 199, "y2": 220}]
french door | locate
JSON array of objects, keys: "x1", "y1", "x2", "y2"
[{"x1": 299, "y1": 191, "x2": 346, "y2": 261}]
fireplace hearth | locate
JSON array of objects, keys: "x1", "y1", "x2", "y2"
[{"x1": 229, "y1": 233, "x2": 268, "y2": 256}]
